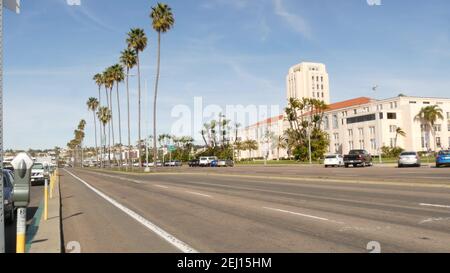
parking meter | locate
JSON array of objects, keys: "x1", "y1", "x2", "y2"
[{"x1": 11, "y1": 153, "x2": 33, "y2": 207}]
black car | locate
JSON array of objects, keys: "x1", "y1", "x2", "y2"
[
  {"x1": 188, "y1": 159, "x2": 200, "y2": 167},
  {"x1": 344, "y1": 149, "x2": 373, "y2": 167}
]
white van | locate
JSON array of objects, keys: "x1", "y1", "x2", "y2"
[{"x1": 199, "y1": 156, "x2": 218, "y2": 167}]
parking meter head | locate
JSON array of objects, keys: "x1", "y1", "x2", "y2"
[{"x1": 11, "y1": 153, "x2": 33, "y2": 207}]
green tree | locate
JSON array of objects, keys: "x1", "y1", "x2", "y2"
[
  {"x1": 120, "y1": 48, "x2": 137, "y2": 168},
  {"x1": 111, "y1": 64, "x2": 125, "y2": 166},
  {"x1": 151, "y1": 3, "x2": 175, "y2": 168},
  {"x1": 243, "y1": 139, "x2": 258, "y2": 160},
  {"x1": 97, "y1": 107, "x2": 112, "y2": 167},
  {"x1": 87, "y1": 97, "x2": 99, "y2": 164},
  {"x1": 127, "y1": 28, "x2": 148, "y2": 168},
  {"x1": 394, "y1": 127, "x2": 406, "y2": 148},
  {"x1": 415, "y1": 105, "x2": 444, "y2": 151}
]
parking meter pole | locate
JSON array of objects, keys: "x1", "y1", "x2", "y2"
[
  {"x1": 44, "y1": 179, "x2": 48, "y2": 220},
  {"x1": 16, "y1": 207, "x2": 26, "y2": 253}
]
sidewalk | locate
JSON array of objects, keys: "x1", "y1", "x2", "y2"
[{"x1": 27, "y1": 177, "x2": 62, "y2": 253}]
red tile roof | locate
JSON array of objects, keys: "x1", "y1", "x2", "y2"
[
  {"x1": 245, "y1": 97, "x2": 374, "y2": 129},
  {"x1": 325, "y1": 97, "x2": 373, "y2": 112}
]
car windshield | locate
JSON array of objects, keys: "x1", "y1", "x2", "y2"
[
  {"x1": 326, "y1": 156, "x2": 337, "y2": 159},
  {"x1": 349, "y1": 150, "x2": 363, "y2": 155},
  {"x1": 439, "y1": 150, "x2": 450, "y2": 155},
  {"x1": 401, "y1": 152, "x2": 416, "y2": 156},
  {"x1": 32, "y1": 164, "x2": 44, "y2": 170}
]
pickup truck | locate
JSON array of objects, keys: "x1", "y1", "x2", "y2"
[{"x1": 344, "y1": 150, "x2": 373, "y2": 168}]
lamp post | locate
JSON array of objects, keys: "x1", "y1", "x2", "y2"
[{"x1": 1, "y1": 0, "x2": 20, "y2": 254}]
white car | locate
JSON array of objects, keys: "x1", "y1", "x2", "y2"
[
  {"x1": 199, "y1": 156, "x2": 218, "y2": 167},
  {"x1": 324, "y1": 154, "x2": 344, "y2": 168}
]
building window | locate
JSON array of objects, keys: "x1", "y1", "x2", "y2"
[
  {"x1": 349, "y1": 141, "x2": 354, "y2": 150},
  {"x1": 369, "y1": 126, "x2": 376, "y2": 136},
  {"x1": 390, "y1": 102, "x2": 393, "y2": 109},
  {"x1": 379, "y1": 113, "x2": 384, "y2": 119},
  {"x1": 332, "y1": 115, "x2": 338, "y2": 129},
  {"x1": 359, "y1": 140, "x2": 365, "y2": 149},
  {"x1": 321, "y1": 76, "x2": 323, "y2": 82},
  {"x1": 358, "y1": 128, "x2": 364, "y2": 138},
  {"x1": 448, "y1": 123, "x2": 450, "y2": 132},
  {"x1": 447, "y1": 112, "x2": 450, "y2": 119},
  {"x1": 347, "y1": 114, "x2": 376, "y2": 124},
  {"x1": 370, "y1": 139, "x2": 376, "y2": 150},
  {"x1": 448, "y1": 137, "x2": 450, "y2": 148},
  {"x1": 390, "y1": 138, "x2": 395, "y2": 148},
  {"x1": 409, "y1": 101, "x2": 417, "y2": 104},
  {"x1": 348, "y1": 129, "x2": 353, "y2": 138},
  {"x1": 423, "y1": 102, "x2": 430, "y2": 105},
  {"x1": 387, "y1": 113, "x2": 397, "y2": 119},
  {"x1": 354, "y1": 109, "x2": 357, "y2": 115},
  {"x1": 421, "y1": 137, "x2": 425, "y2": 148},
  {"x1": 436, "y1": 137, "x2": 441, "y2": 148},
  {"x1": 434, "y1": 124, "x2": 442, "y2": 132},
  {"x1": 389, "y1": 125, "x2": 397, "y2": 133},
  {"x1": 377, "y1": 104, "x2": 383, "y2": 111},
  {"x1": 333, "y1": 133, "x2": 339, "y2": 141},
  {"x1": 323, "y1": 116, "x2": 329, "y2": 130}
]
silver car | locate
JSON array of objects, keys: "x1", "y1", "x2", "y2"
[{"x1": 398, "y1": 151, "x2": 421, "y2": 168}]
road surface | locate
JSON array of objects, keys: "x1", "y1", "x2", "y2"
[{"x1": 61, "y1": 166, "x2": 450, "y2": 253}]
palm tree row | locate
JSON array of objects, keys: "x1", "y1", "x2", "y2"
[{"x1": 85, "y1": 3, "x2": 174, "y2": 169}]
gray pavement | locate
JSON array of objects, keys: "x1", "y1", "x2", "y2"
[{"x1": 61, "y1": 166, "x2": 450, "y2": 253}]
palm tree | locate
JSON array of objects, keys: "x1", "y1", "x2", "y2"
[
  {"x1": 243, "y1": 139, "x2": 258, "y2": 160},
  {"x1": 150, "y1": 3, "x2": 175, "y2": 167},
  {"x1": 127, "y1": 28, "x2": 148, "y2": 168},
  {"x1": 120, "y1": 49, "x2": 137, "y2": 168},
  {"x1": 394, "y1": 127, "x2": 406, "y2": 148},
  {"x1": 76, "y1": 120, "x2": 86, "y2": 167},
  {"x1": 87, "y1": 97, "x2": 99, "y2": 166},
  {"x1": 102, "y1": 68, "x2": 113, "y2": 165},
  {"x1": 111, "y1": 64, "x2": 125, "y2": 167},
  {"x1": 93, "y1": 73, "x2": 104, "y2": 163},
  {"x1": 274, "y1": 135, "x2": 287, "y2": 160},
  {"x1": 97, "y1": 107, "x2": 112, "y2": 167},
  {"x1": 415, "y1": 105, "x2": 444, "y2": 151}
]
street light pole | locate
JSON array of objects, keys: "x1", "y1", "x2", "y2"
[{"x1": 1, "y1": 0, "x2": 20, "y2": 254}]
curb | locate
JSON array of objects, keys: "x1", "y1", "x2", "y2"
[{"x1": 27, "y1": 177, "x2": 62, "y2": 253}]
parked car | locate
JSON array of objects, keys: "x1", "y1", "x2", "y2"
[
  {"x1": 199, "y1": 156, "x2": 218, "y2": 167},
  {"x1": 217, "y1": 159, "x2": 234, "y2": 167},
  {"x1": 210, "y1": 160, "x2": 219, "y2": 167},
  {"x1": 436, "y1": 150, "x2": 450, "y2": 167},
  {"x1": 324, "y1": 154, "x2": 344, "y2": 168},
  {"x1": 3, "y1": 169, "x2": 15, "y2": 224},
  {"x1": 167, "y1": 161, "x2": 182, "y2": 167},
  {"x1": 344, "y1": 150, "x2": 373, "y2": 168},
  {"x1": 188, "y1": 159, "x2": 200, "y2": 167},
  {"x1": 398, "y1": 151, "x2": 421, "y2": 168},
  {"x1": 31, "y1": 163, "x2": 46, "y2": 186}
]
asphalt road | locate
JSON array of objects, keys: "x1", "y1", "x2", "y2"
[
  {"x1": 5, "y1": 183, "x2": 44, "y2": 253},
  {"x1": 61, "y1": 166, "x2": 450, "y2": 253}
]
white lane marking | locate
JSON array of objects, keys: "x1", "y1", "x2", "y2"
[
  {"x1": 263, "y1": 207, "x2": 329, "y2": 221},
  {"x1": 64, "y1": 169, "x2": 198, "y2": 253},
  {"x1": 155, "y1": 184, "x2": 169, "y2": 189},
  {"x1": 93, "y1": 172, "x2": 143, "y2": 184},
  {"x1": 419, "y1": 217, "x2": 450, "y2": 224},
  {"x1": 186, "y1": 191, "x2": 212, "y2": 198},
  {"x1": 420, "y1": 203, "x2": 450, "y2": 209}
]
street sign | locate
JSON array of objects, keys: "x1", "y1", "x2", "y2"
[
  {"x1": 168, "y1": 145, "x2": 176, "y2": 152},
  {"x1": 4, "y1": 0, "x2": 20, "y2": 14}
]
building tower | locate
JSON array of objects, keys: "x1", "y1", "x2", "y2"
[{"x1": 286, "y1": 62, "x2": 330, "y2": 104}]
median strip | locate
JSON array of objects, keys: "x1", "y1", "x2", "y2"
[{"x1": 64, "y1": 169, "x2": 198, "y2": 253}]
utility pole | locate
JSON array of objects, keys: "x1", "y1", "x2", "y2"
[{"x1": 1, "y1": 0, "x2": 20, "y2": 254}]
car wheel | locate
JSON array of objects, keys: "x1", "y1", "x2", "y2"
[
  {"x1": 436, "y1": 164, "x2": 441, "y2": 168},
  {"x1": 398, "y1": 164, "x2": 402, "y2": 168},
  {"x1": 345, "y1": 164, "x2": 349, "y2": 168}
]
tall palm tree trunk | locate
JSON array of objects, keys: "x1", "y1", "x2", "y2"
[
  {"x1": 126, "y1": 69, "x2": 132, "y2": 170},
  {"x1": 153, "y1": 32, "x2": 161, "y2": 167},
  {"x1": 98, "y1": 86, "x2": 102, "y2": 167},
  {"x1": 116, "y1": 83, "x2": 123, "y2": 168},
  {"x1": 109, "y1": 87, "x2": 115, "y2": 166},
  {"x1": 92, "y1": 110, "x2": 98, "y2": 168},
  {"x1": 106, "y1": 88, "x2": 111, "y2": 167},
  {"x1": 137, "y1": 53, "x2": 142, "y2": 168}
]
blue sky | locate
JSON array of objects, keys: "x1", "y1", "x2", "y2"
[{"x1": 4, "y1": 0, "x2": 450, "y2": 149}]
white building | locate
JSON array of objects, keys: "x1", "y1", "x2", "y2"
[
  {"x1": 286, "y1": 62, "x2": 330, "y2": 104},
  {"x1": 237, "y1": 62, "x2": 450, "y2": 159}
]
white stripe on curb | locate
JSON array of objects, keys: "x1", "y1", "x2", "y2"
[
  {"x1": 64, "y1": 169, "x2": 198, "y2": 253},
  {"x1": 186, "y1": 191, "x2": 212, "y2": 198}
]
